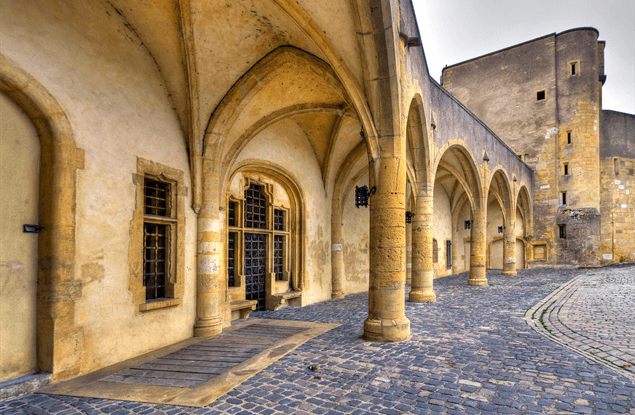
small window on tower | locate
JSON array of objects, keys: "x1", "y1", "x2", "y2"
[
  {"x1": 536, "y1": 89, "x2": 546, "y2": 101},
  {"x1": 567, "y1": 131, "x2": 572, "y2": 144},
  {"x1": 562, "y1": 192, "x2": 567, "y2": 205},
  {"x1": 559, "y1": 225, "x2": 566, "y2": 240},
  {"x1": 564, "y1": 163, "x2": 569, "y2": 175},
  {"x1": 568, "y1": 60, "x2": 580, "y2": 77}
]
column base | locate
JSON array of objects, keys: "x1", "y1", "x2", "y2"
[
  {"x1": 193, "y1": 318, "x2": 222, "y2": 337},
  {"x1": 409, "y1": 289, "x2": 436, "y2": 303},
  {"x1": 331, "y1": 291, "x2": 345, "y2": 299},
  {"x1": 363, "y1": 316, "x2": 410, "y2": 342},
  {"x1": 468, "y1": 278, "x2": 489, "y2": 286},
  {"x1": 501, "y1": 271, "x2": 517, "y2": 276}
]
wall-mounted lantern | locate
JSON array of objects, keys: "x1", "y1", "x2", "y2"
[
  {"x1": 355, "y1": 185, "x2": 376, "y2": 208},
  {"x1": 405, "y1": 211, "x2": 414, "y2": 223}
]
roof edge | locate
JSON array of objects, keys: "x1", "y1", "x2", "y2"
[{"x1": 442, "y1": 27, "x2": 600, "y2": 72}]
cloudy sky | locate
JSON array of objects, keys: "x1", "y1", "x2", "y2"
[{"x1": 412, "y1": 0, "x2": 635, "y2": 114}]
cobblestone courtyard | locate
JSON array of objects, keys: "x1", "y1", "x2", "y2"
[{"x1": 2, "y1": 266, "x2": 634, "y2": 415}]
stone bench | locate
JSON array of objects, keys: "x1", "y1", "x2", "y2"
[
  {"x1": 267, "y1": 291, "x2": 302, "y2": 311},
  {"x1": 230, "y1": 299, "x2": 258, "y2": 319}
]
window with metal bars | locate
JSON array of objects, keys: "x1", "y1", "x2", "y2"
[
  {"x1": 245, "y1": 184, "x2": 266, "y2": 229},
  {"x1": 144, "y1": 223, "x2": 166, "y2": 300},
  {"x1": 274, "y1": 235, "x2": 284, "y2": 281},
  {"x1": 228, "y1": 201, "x2": 237, "y2": 227},
  {"x1": 228, "y1": 232, "x2": 236, "y2": 287},
  {"x1": 143, "y1": 177, "x2": 170, "y2": 300},
  {"x1": 274, "y1": 209, "x2": 285, "y2": 231},
  {"x1": 145, "y1": 178, "x2": 169, "y2": 216}
]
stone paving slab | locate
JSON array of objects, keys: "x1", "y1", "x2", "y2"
[
  {"x1": 1, "y1": 267, "x2": 635, "y2": 414},
  {"x1": 525, "y1": 266, "x2": 635, "y2": 381},
  {"x1": 36, "y1": 319, "x2": 336, "y2": 408}
]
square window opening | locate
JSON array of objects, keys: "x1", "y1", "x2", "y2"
[{"x1": 536, "y1": 90, "x2": 546, "y2": 101}]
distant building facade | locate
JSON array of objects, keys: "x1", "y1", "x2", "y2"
[{"x1": 442, "y1": 28, "x2": 635, "y2": 268}]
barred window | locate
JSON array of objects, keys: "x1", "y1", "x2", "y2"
[
  {"x1": 228, "y1": 201, "x2": 237, "y2": 227},
  {"x1": 274, "y1": 235, "x2": 284, "y2": 281},
  {"x1": 226, "y1": 180, "x2": 293, "y2": 309},
  {"x1": 274, "y1": 209, "x2": 285, "y2": 231},
  {"x1": 245, "y1": 184, "x2": 266, "y2": 229},
  {"x1": 228, "y1": 232, "x2": 236, "y2": 287},
  {"x1": 143, "y1": 177, "x2": 172, "y2": 301}
]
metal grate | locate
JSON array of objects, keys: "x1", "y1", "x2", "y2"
[
  {"x1": 228, "y1": 232, "x2": 236, "y2": 287},
  {"x1": 145, "y1": 178, "x2": 170, "y2": 216},
  {"x1": 144, "y1": 223, "x2": 166, "y2": 300},
  {"x1": 274, "y1": 209, "x2": 285, "y2": 231},
  {"x1": 274, "y1": 235, "x2": 284, "y2": 281},
  {"x1": 228, "y1": 201, "x2": 236, "y2": 227},
  {"x1": 244, "y1": 233, "x2": 266, "y2": 310},
  {"x1": 245, "y1": 184, "x2": 266, "y2": 229}
]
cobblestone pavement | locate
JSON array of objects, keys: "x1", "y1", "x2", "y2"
[
  {"x1": 2, "y1": 267, "x2": 635, "y2": 415},
  {"x1": 526, "y1": 266, "x2": 635, "y2": 379}
]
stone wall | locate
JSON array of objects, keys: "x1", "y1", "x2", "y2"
[
  {"x1": 599, "y1": 110, "x2": 635, "y2": 263},
  {"x1": 442, "y1": 28, "x2": 602, "y2": 267}
]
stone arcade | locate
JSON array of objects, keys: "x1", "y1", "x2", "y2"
[{"x1": 0, "y1": 0, "x2": 631, "y2": 389}]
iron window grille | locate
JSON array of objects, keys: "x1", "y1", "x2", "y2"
[
  {"x1": 226, "y1": 181, "x2": 292, "y2": 306},
  {"x1": 143, "y1": 177, "x2": 174, "y2": 301}
]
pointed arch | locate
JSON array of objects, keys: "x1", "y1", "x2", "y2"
[{"x1": 433, "y1": 143, "x2": 484, "y2": 209}]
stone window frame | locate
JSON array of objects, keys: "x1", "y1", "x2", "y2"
[
  {"x1": 531, "y1": 242, "x2": 549, "y2": 262},
  {"x1": 129, "y1": 158, "x2": 186, "y2": 313},
  {"x1": 567, "y1": 59, "x2": 580, "y2": 78}
]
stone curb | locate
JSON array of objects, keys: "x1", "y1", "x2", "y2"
[{"x1": 524, "y1": 273, "x2": 635, "y2": 382}]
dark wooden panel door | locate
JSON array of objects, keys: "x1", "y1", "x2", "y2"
[{"x1": 244, "y1": 233, "x2": 266, "y2": 310}]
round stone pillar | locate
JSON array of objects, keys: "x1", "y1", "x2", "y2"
[
  {"x1": 364, "y1": 157, "x2": 410, "y2": 342},
  {"x1": 502, "y1": 205, "x2": 517, "y2": 276},
  {"x1": 469, "y1": 207, "x2": 488, "y2": 286},
  {"x1": 193, "y1": 169, "x2": 223, "y2": 337},
  {"x1": 409, "y1": 183, "x2": 436, "y2": 302},
  {"x1": 331, "y1": 201, "x2": 344, "y2": 299}
]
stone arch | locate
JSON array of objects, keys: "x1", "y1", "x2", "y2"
[
  {"x1": 270, "y1": 0, "x2": 380, "y2": 160},
  {"x1": 0, "y1": 55, "x2": 85, "y2": 380},
  {"x1": 405, "y1": 94, "x2": 431, "y2": 180},
  {"x1": 433, "y1": 143, "x2": 484, "y2": 209},
  {"x1": 203, "y1": 46, "x2": 378, "y2": 209},
  {"x1": 227, "y1": 159, "x2": 307, "y2": 295},
  {"x1": 487, "y1": 168, "x2": 514, "y2": 223}
]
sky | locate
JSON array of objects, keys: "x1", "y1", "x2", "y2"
[{"x1": 412, "y1": 0, "x2": 635, "y2": 114}]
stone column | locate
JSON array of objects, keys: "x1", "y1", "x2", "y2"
[
  {"x1": 364, "y1": 157, "x2": 410, "y2": 342},
  {"x1": 502, "y1": 205, "x2": 517, "y2": 276},
  {"x1": 331, "y1": 199, "x2": 344, "y2": 299},
  {"x1": 469, "y1": 206, "x2": 488, "y2": 286},
  {"x1": 193, "y1": 165, "x2": 223, "y2": 337},
  {"x1": 409, "y1": 182, "x2": 436, "y2": 302},
  {"x1": 405, "y1": 218, "x2": 412, "y2": 285}
]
